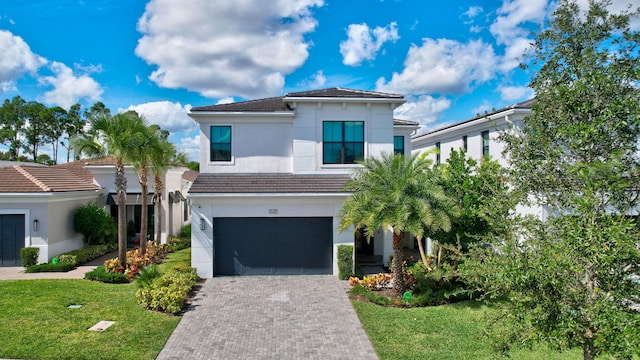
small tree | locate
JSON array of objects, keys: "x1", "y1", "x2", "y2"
[
  {"x1": 465, "y1": 1, "x2": 640, "y2": 359},
  {"x1": 73, "y1": 203, "x2": 114, "y2": 245}
]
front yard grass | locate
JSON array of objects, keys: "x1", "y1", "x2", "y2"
[
  {"x1": 353, "y1": 299, "x2": 581, "y2": 360},
  {"x1": 0, "y1": 249, "x2": 194, "y2": 360}
]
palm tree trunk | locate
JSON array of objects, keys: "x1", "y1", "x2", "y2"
[
  {"x1": 139, "y1": 167, "x2": 148, "y2": 255},
  {"x1": 416, "y1": 236, "x2": 431, "y2": 271},
  {"x1": 116, "y1": 162, "x2": 127, "y2": 270},
  {"x1": 154, "y1": 174, "x2": 163, "y2": 244},
  {"x1": 392, "y1": 230, "x2": 405, "y2": 295}
]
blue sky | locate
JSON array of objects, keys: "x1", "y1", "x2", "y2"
[{"x1": 0, "y1": 0, "x2": 636, "y2": 162}]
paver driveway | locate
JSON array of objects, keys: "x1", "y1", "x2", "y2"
[{"x1": 156, "y1": 275, "x2": 378, "y2": 360}]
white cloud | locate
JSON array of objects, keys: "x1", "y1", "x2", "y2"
[
  {"x1": 376, "y1": 38, "x2": 496, "y2": 95},
  {"x1": 471, "y1": 100, "x2": 493, "y2": 116},
  {"x1": 340, "y1": 22, "x2": 400, "y2": 66},
  {"x1": 39, "y1": 61, "x2": 103, "y2": 109},
  {"x1": 135, "y1": 0, "x2": 324, "y2": 99},
  {"x1": 499, "y1": 85, "x2": 534, "y2": 101},
  {"x1": 297, "y1": 70, "x2": 327, "y2": 88},
  {"x1": 464, "y1": 6, "x2": 484, "y2": 18},
  {"x1": 123, "y1": 101, "x2": 195, "y2": 134},
  {"x1": 174, "y1": 133, "x2": 200, "y2": 162},
  {"x1": 0, "y1": 30, "x2": 46, "y2": 91},
  {"x1": 216, "y1": 97, "x2": 235, "y2": 105},
  {"x1": 393, "y1": 95, "x2": 451, "y2": 129}
]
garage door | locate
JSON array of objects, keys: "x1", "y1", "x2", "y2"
[
  {"x1": 213, "y1": 217, "x2": 333, "y2": 275},
  {"x1": 0, "y1": 214, "x2": 25, "y2": 266}
]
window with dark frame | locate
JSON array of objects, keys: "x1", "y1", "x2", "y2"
[
  {"x1": 323, "y1": 121, "x2": 364, "y2": 164},
  {"x1": 462, "y1": 135, "x2": 468, "y2": 152},
  {"x1": 481, "y1": 130, "x2": 490, "y2": 157},
  {"x1": 394, "y1": 136, "x2": 405, "y2": 156},
  {"x1": 435, "y1": 142, "x2": 441, "y2": 164},
  {"x1": 210, "y1": 126, "x2": 231, "y2": 161}
]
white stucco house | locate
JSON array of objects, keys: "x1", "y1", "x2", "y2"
[
  {"x1": 0, "y1": 157, "x2": 194, "y2": 266},
  {"x1": 187, "y1": 88, "x2": 419, "y2": 278},
  {"x1": 411, "y1": 98, "x2": 547, "y2": 222}
]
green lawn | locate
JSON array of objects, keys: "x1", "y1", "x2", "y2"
[
  {"x1": 353, "y1": 299, "x2": 581, "y2": 360},
  {"x1": 0, "y1": 249, "x2": 193, "y2": 360}
]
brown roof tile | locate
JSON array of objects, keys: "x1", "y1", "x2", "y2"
[
  {"x1": 182, "y1": 170, "x2": 199, "y2": 182},
  {"x1": 0, "y1": 165, "x2": 100, "y2": 193},
  {"x1": 189, "y1": 173, "x2": 351, "y2": 194},
  {"x1": 190, "y1": 97, "x2": 292, "y2": 112}
]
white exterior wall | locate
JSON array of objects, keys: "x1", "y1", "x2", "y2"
[
  {"x1": 189, "y1": 194, "x2": 350, "y2": 278},
  {"x1": 198, "y1": 117, "x2": 294, "y2": 174},
  {"x1": 0, "y1": 191, "x2": 103, "y2": 264}
]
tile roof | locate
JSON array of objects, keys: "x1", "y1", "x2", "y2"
[
  {"x1": 182, "y1": 170, "x2": 199, "y2": 182},
  {"x1": 189, "y1": 173, "x2": 351, "y2": 194},
  {"x1": 0, "y1": 165, "x2": 100, "y2": 193},
  {"x1": 190, "y1": 87, "x2": 405, "y2": 113},
  {"x1": 413, "y1": 98, "x2": 535, "y2": 139}
]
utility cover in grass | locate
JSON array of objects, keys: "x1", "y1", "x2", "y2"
[{"x1": 88, "y1": 321, "x2": 115, "y2": 331}]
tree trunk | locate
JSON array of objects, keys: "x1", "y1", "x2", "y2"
[
  {"x1": 154, "y1": 174, "x2": 163, "y2": 244},
  {"x1": 582, "y1": 340, "x2": 595, "y2": 360},
  {"x1": 116, "y1": 162, "x2": 128, "y2": 270},
  {"x1": 392, "y1": 230, "x2": 405, "y2": 295},
  {"x1": 139, "y1": 167, "x2": 148, "y2": 256},
  {"x1": 416, "y1": 236, "x2": 431, "y2": 271}
]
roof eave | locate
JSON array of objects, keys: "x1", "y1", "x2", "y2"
[{"x1": 188, "y1": 111, "x2": 295, "y2": 118}]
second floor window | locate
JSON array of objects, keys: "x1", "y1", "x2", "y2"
[
  {"x1": 323, "y1": 121, "x2": 364, "y2": 164},
  {"x1": 481, "y1": 130, "x2": 490, "y2": 157},
  {"x1": 210, "y1": 126, "x2": 231, "y2": 161},
  {"x1": 394, "y1": 136, "x2": 405, "y2": 156}
]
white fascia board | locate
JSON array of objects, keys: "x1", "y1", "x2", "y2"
[
  {"x1": 187, "y1": 192, "x2": 351, "y2": 200},
  {"x1": 0, "y1": 189, "x2": 105, "y2": 204},
  {"x1": 188, "y1": 111, "x2": 295, "y2": 120},
  {"x1": 412, "y1": 108, "x2": 530, "y2": 146}
]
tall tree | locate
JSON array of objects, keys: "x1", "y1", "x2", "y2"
[
  {"x1": 22, "y1": 101, "x2": 50, "y2": 162},
  {"x1": 338, "y1": 152, "x2": 457, "y2": 295},
  {"x1": 47, "y1": 106, "x2": 68, "y2": 164},
  {"x1": 0, "y1": 96, "x2": 26, "y2": 161},
  {"x1": 62, "y1": 103, "x2": 85, "y2": 163},
  {"x1": 465, "y1": 1, "x2": 640, "y2": 359},
  {"x1": 81, "y1": 111, "x2": 148, "y2": 269}
]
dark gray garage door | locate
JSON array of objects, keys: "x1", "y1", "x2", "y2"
[
  {"x1": 0, "y1": 214, "x2": 25, "y2": 266},
  {"x1": 213, "y1": 217, "x2": 333, "y2": 275}
]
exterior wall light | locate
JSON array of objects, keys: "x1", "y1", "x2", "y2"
[
  {"x1": 33, "y1": 219, "x2": 39, "y2": 232},
  {"x1": 200, "y1": 217, "x2": 205, "y2": 230}
]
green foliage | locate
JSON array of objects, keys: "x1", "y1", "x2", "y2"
[
  {"x1": 474, "y1": 2, "x2": 640, "y2": 358},
  {"x1": 25, "y1": 262, "x2": 76, "y2": 273},
  {"x1": 178, "y1": 224, "x2": 191, "y2": 239},
  {"x1": 410, "y1": 263, "x2": 471, "y2": 306},
  {"x1": 168, "y1": 236, "x2": 191, "y2": 252},
  {"x1": 19, "y1": 247, "x2": 39, "y2": 268},
  {"x1": 337, "y1": 245, "x2": 353, "y2": 280},
  {"x1": 135, "y1": 269, "x2": 198, "y2": 314},
  {"x1": 339, "y1": 152, "x2": 458, "y2": 294},
  {"x1": 84, "y1": 265, "x2": 130, "y2": 283},
  {"x1": 136, "y1": 265, "x2": 161, "y2": 288},
  {"x1": 73, "y1": 203, "x2": 116, "y2": 245},
  {"x1": 436, "y1": 149, "x2": 519, "y2": 247},
  {"x1": 57, "y1": 243, "x2": 117, "y2": 266}
]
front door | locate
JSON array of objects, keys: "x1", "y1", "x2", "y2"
[{"x1": 0, "y1": 214, "x2": 25, "y2": 266}]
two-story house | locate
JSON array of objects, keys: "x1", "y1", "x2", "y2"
[{"x1": 187, "y1": 88, "x2": 419, "y2": 278}]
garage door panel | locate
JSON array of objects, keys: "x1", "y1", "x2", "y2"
[{"x1": 214, "y1": 217, "x2": 332, "y2": 275}]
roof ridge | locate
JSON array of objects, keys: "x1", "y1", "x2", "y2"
[{"x1": 13, "y1": 166, "x2": 52, "y2": 192}]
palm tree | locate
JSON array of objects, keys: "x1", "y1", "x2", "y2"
[
  {"x1": 338, "y1": 152, "x2": 458, "y2": 295},
  {"x1": 74, "y1": 111, "x2": 147, "y2": 269},
  {"x1": 128, "y1": 119, "x2": 158, "y2": 256},
  {"x1": 149, "y1": 136, "x2": 187, "y2": 244}
]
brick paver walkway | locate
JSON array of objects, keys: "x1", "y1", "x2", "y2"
[{"x1": 156, "y1": 276, "x2": 378, "y2": 360}]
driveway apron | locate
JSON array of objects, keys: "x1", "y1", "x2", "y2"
[{"x1": 156, "y1": 275, "x2": 378, "y2": 360}]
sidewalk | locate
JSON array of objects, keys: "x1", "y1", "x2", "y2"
[{"x1": 0, "y1": 251, "x2": 117, "y2": 281}]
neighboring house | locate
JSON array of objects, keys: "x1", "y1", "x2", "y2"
[
  {"x1": 187, "y1": 87, "x2": 419, "y2": 278},
  {"x1": 411, "y1": 98, "x2": 547, "y2": 229},
  {"x1": 0, "y1": 165, "x2": 103, "y2": 265},
  {"x1": 0, "y1": 157, "x2": 195, "y2": 267}
]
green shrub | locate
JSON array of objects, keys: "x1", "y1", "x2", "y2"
[
  {"x1": 25, "y1": 262, "x2": 76, "y2": 273},
  {"x1": 136, "y1": 269, "x2": 198, "y2": 314},
  {"x1": 171, "y1": 262, "x2": 194, "y2": 273},
  {"x1": 136, "y1": 265, "x2": 161, "y2": 288},
  {"x1": 178, "y1": 224, "x2": 191, "y2": 239},
  {"x1": 57, "y1": 243, "x2": 116, "y2": 266},
  {"x1": 409, "y1": 265, "x2": 470, "y2": 306},
  {"x1": 350, "y1": 284, "x2": 396, "y2": 306},
  {"x1": 73, "y1": 203, "x2": 116, "y2": 245},
  {"x1": 20, "y1": 247, "x2": 39, "y2": 268},
  {"x1": 84, "y1": 265, "x2": 129, "y2": 284},
  {"x1": 168, "y1": 236, "x2": 191, "y2": 251},
  {"x1": 337, "y1": 245, "x2": 353, "y2": 280}
]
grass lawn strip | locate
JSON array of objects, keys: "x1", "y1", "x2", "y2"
[
  {"x1": 0, "y1": 248, "x2": 193, "y2": 360},
  {"x1": 352, "y1": 299, "x2": 581, "y2": 360}
]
